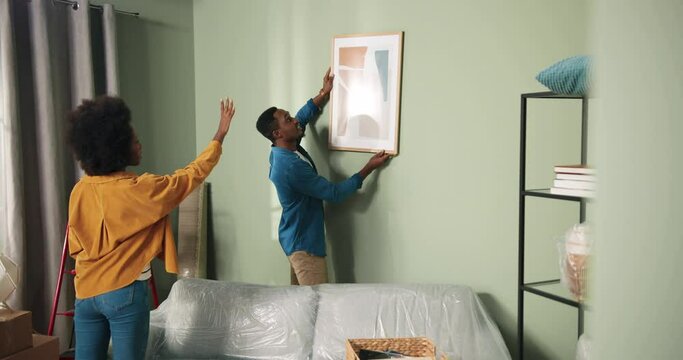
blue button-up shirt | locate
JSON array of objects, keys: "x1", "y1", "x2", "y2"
[{"x1": 269, "y1": 99, "x2": 363, "y2": 256}]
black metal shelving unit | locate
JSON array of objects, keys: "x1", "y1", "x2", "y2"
[{"x1": 517, "y1": 91, "x2": 588, "y2": 359}]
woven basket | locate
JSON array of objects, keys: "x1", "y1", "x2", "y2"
[{"x1": 345, "y1": 337, "x2": 437, "y2": 360}]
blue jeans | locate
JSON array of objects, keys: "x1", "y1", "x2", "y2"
[{"x1": 74, "y1": 280, "x2": 149, "y2": 360}]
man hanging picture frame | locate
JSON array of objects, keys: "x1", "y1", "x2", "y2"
[{"x1": 329, "y1": 32, "x2": 404, "y2": 155}]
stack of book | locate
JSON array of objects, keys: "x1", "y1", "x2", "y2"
[{"x1": 550, "y1": 165, "x2": 596, "y2": 198}]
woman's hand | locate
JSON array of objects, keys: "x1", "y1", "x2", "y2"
[{"x1": 214, "y1": 97, "x2": 236, "y2": 143}]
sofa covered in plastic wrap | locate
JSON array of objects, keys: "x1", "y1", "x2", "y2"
[{"x1": 145, "y1": 278, "x2": 511, "y2": 360}]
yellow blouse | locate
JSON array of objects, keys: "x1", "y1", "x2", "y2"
[{"x1": 68, "y1": 140, "x2": 222, "y2": 298}]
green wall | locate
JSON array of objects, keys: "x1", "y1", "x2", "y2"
[
  {"x1": 93, "y1": 0, "x2": 196, "y2": 300},
  {"x1": 193, "y1": 1, "x2": 588, "y2": 358},
  {"x1": 592, "y1": 1, "x2": 683, "y2": 358}
]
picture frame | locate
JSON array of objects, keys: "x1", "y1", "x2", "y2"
[{"x1": 329, "y1": 32, "x2": 404, "y2": 155}]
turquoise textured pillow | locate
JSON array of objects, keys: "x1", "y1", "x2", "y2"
[{"x1": 536, "y1": 55, "x2": 591, "y2": 95}]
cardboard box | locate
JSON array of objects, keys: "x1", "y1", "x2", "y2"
[
  {"x1": 0, "y1": 309, "x2": 32, "y2": 358},
  {"x1": 0, "y1": 334, "x2": 59, "y2": 360},
  {"x1": 345, "y1": 337, "x2": 437, "y2": 360}
]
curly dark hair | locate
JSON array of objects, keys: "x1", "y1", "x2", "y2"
[{"x1": 67, "y1": 96, "x2": 135, "y2": 175}]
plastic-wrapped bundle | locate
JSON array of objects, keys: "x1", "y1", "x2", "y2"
[
  {"x1": 558, "y1": 223, "x2": 592, "y2": 301},
  {"x1": 575, "y1": 334, "x2": 592, "y2": 360},
  {"x1": 311, "y1": 284, "x2": 511, "y2": 360},
  {"x1": 146, "y1": 278, "x2": 318, "y2": 359},
  {"x1": 176, "y1": 183, "x2": 208, "y2": 279}
]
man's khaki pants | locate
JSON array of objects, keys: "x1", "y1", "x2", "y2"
[{"x1": 289, "y1": 251, "x2": 328, "y2": 285}]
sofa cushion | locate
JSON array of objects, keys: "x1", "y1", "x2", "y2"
[
  {"x1": 147, "y1": 278, "x2": 318, "y2": 360},
  {"x1": 311, "y1": 284, "x2": 510, "y2": 360}
]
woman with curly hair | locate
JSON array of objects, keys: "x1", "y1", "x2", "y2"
[{"x1": 66, "y1": 95, "x2": 235, "y2": 360}]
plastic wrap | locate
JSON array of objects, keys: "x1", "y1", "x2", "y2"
[
  {"x1": 575, "y1": 334, "x2": 592, "y2": 360},
  {"x1": 177, "y1": 183, "x2": 208, "y2": 278},
  {"x1": 311, "y1": 284, "x2": 510, "y2": 360},
  {"x1": 146, "y1": 278, "x2": 318, "y2": 359},
  {"x1": 147, "y1": 280, "x2": 511, "y2": 360},
  {"x1": 558, "y1": 223, "x2": 592, "y2": 301}
]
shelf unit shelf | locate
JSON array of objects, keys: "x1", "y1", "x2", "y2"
[
  {"x1": 522, "y1": 189, "x2": 584, "y2": 202},
  {"x1": 521, "y1": 91, "x2": 584, "y2": 99},
  {"x1": 521, "y1": 279, "x2": 582, "y2": 308},
  {"x1": 517, "y1": 91, "x2": 589, "y2": 359}
]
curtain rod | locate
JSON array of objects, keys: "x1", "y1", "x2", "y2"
[{"x1": 52, "y1": 0, "x2": 140, "y2": 17}]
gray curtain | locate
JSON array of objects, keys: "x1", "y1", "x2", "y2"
[
  {"x1": 0, "y1": 0, "x2": 118, "y2": 351},
  {"x1": 102, "y1": 4, "x2": 119, "y2": 95},
  {"x1": 0, "y1": 2, "x2": 25, "y2": 311}
]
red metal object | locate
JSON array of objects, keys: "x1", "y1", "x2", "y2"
[
  {"x1": 149, "y1": 270, "x2": 160, "y2": 309},
  {"x1": 47, "y1": 225, "x2": 70, "y2": 336}
]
